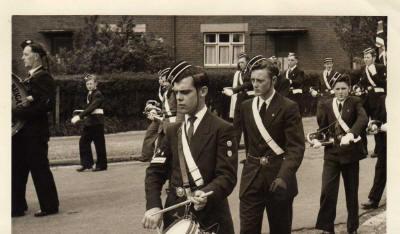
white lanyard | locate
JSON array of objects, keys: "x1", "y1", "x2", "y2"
[
  {"x1": 332, "y1": 98, "x2": 361, "y2": 142},
  {"x1": 323, "y1": 70, "x2": 332, "y2": 90},
  {"x1": 365, "y1": 65, "x2": 377, "y2": 87}
]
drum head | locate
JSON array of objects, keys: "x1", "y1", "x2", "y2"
[
  {"x1": 12, "y1": 74, "x2": 28, "y2": 135},
  {"x1": 164, "y1": 218, "x2": 200, "y2": 234}
]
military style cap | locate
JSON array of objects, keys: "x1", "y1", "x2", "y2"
[
  {"x1": 324, "y1": 57, "x2": 333, "y2": 63},
  {"x1": 20, "y1": 39, "x2": 47, "y2": 57},
  {"x1": 238, "y1": 52, "x2": 248, "y2": 59},
  {"x1": 269, "y1": 55, "x2": 277, "y2": 60},
  {"x1": 158, "y1": 67, "x2": 171, "y2": 78},
  {"x1": 363, "y1": 47, "x2": 375, "y2": 55},
  {"x1": 329, "y1": 72, "x2": 350, "y2": 88},
  {"x1": 166, "y1": 61, "x2": 192, "y2": 84},
  {"x1": 244, "y1": 55, "x2": 267, "y2": 74}
]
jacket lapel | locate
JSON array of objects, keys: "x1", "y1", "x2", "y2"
[
  {"x1": 262, "y1": 93, "x2": 282, "y2": 129},
  {"x1": 189, "y1": 111, "x2": 212, "y2": 161}
]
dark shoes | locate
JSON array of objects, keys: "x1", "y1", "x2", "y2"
[
  {"x1": 76, "y1": 166, "x2": 92, "y2": 172},
  {"x1": 92, "y1": 167, "x2": 107, "y2": 172},
  {"x1": 320, "y1": 231, "x2": 334, "y2": 234},
  {"x1": 361, "y1": 199, "x2": 379, "y2": 209},
  {"x1": 34, "y1": 209, "x2": 58, "y2": 217},
  {"x1": 132, "y1": 156, "x2": 150, "y2": 162}
]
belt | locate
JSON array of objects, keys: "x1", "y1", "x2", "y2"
[
  {"x1": 291, "y1": 89, "x2": 303, "y2": 94},
  {"x1": 246, "y1": 154, "x2": 281, "y2": 166},
  {"x1": 167, "y1": 185, "x2": 196, "y2": 198},
  {"x1": 91, "y1": 108, "x2": 104, "y2": 115}
]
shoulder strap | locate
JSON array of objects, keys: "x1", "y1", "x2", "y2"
[
  {"x1": 331, "y1": 98, "x2": 362, "y2": 142},
  {"x1": 365, "y1": 66, "x2": 377, "y2": 87},
  {"x1": 323, "y1": 70, "x2": 331, "y2": 90},
  {"x1": 177, "y1": 127, "x2": 191, "y2": 195},
  {"x1": 251, "y1": 97, "x2": 284, "y2": 155}
]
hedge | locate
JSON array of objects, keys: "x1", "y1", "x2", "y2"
[{"x1": 50, "y1": 69, "x2": 359, "y2": 136}]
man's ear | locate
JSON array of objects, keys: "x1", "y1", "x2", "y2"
[{"x1": 199, "y1": 86, "x2": 208, "y2": 97}]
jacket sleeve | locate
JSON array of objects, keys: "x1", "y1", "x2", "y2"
[
  {"x1": 291, "y1": 70, "x2": 305, "y2": 89},
  {"x1": 277, "y1": 102, "x2": 305, "y2": 183},
  {"x1": 232, "y1": 73, "x2": 252, "y2": 94},
  {"x1": 13, "y1": 74, "x2": 55, "y2": 119},
  {"x1": 144, "y1": 128, "x2": 172, "y2": 210},
  {"x1": 79, "y1": 91, "x2": 104, "y2": 119},
  {"x1": 201, "y1": 124, "x2": 238, "y2": 205},
  {"x1": 349, "y1": 98, "x2": 368, "y2": 137}
]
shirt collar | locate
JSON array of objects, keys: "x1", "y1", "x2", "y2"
[
  {"x1": 258, "y1": 89, "x2": 276, "y2": 110},
  {"x1": 28, "y1": 65, "x2": 43, "y2": 76},
  {"x1": 185, "y1": 105, "x2": 207, "y2": 125}
]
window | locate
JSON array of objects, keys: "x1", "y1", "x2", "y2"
[
  {"x1": 40, "y1": 31, "x2": 74, "y2": 55},
  {"x1": 274, "y1": 34, "x2": 298, "y2": 70},
  {"x1": 204, "y1": 33, "x2": 245, "y2": 67}
]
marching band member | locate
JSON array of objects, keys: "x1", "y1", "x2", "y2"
[
  {"x1": 72, "y1": 74, "x2": 108, "y2": 172},
  {"x1": 362, "y1": 94, "x2": 387, "y2": 209},
  {"x1": 132, "y1": 68, "x2": 181, "y2": 162},
  {"x1": 271, "y1": 55, "x2": 291, "y2": 97},
  {"x1": 356, "y1": 48, "x2": 387, "y2": 158},
  {"x1": 142, "y1": 62, "x2": 238, "y2": 233},
  {"x1": 12, "y1": 40, "x2": 59, "y2": 217},
  {"x1": 284, "y1": 52, "x2": 305, "y2": 115},
  {"x1": 314, "y1": 73, "x2": 368, "y2": 234},
  {"x1": 238, "y1": 56, "x2": 305, "y2": 234},
  {"x1": 223, "y1": 52, "x2": 250, "y2": 145},
  {"x1": 310, "y1": 58, "x2": 337, "y2": 100}
]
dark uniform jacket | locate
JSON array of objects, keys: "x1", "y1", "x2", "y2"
[
  {"x1": 239, "y1": 93, "x2": 305, "y2": 198},
  {"x1": 358, "y1": 64, "x2": 387, "y2": 118},
  {"x1": 232, "y1": 70, "x2": 253, "y2": 101},
  {"x1": 13, "y1": 67, "x2": 55, "y2": 139},
  {"x1": 315, "y1": 69, "x2": 337, "y2": 96},
  {"x1": 79, "y1": 89, "x2": 105, "y2": 126},
  {"x1": 145, "y1": 111, "x2": 238, "y2": 231},
  {"x1": 274, "y1": 74, "x2": 291, "y2": 97},
  {"x1": 317, "y1": 96, "x2": 368, "y2": 164},
  {"x1": 284, "y1": 66, "x2": 305, "y2": 93}
]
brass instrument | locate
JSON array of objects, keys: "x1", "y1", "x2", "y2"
[
  {"x1": 143, "y1": 100, "x2": 163, "y2": 121},
  {"x1": 367, "y1": 120, "x2": 383, "y2": 135},
  {"x1": 306, "y1": 131, "x2": 334, "y2": 147}
]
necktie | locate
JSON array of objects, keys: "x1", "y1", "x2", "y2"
[
  {"x1": 187, "y1": 116, "x2": 197, "y2": 144},
  {"x1": 259, "y1": 101, "x2": 267, "y2": 116},
  {"x1": 338, "y1": 102, "x2": 343, "y2": 112}
]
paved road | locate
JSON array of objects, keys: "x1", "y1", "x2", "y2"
[{"x1": 12, "y1": 148, "x2": 385, "y2": 234}]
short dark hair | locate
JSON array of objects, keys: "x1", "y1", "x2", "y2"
[
  {"x1": 250, "y1": 59, "x2": 280, "y2": 80},
  {"x1": 333, "y1": 73, "x2": 351, "y2": 87},
  {"x1": 174, "y1": 66, "x2": 209, "y2": 89}
]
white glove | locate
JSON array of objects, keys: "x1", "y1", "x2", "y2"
[
  {"x1": 311, "y1": 139, "x2": 322, "y2": 149},
  {"x1": 310, "y1": 89, "x2": 318, "y2": 97},
  {"x1": 26, "y1": 95, "x2": 34, "y2": 102},
  {"x1": 71, "y1": 115, "x2": 81, "y2": 124},
  {"x1": 340, "y1": 133, "x2": 354, "y2": 146},
  {"x1": 189, "y1": 190, "x2": 208, "y2": 211},
  {"x1": 222, "y1": 87, "x2": 234, "y2": 97},
  {"x1": 147, "y1": 110, "x2": 157, "y2": 121},
  {"x1": 380, "y1": 123, "x2": 387, "y2": 132}
]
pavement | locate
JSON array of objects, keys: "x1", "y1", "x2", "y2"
[{"x1": 11, "y1": 117, "x2": 386, "y2": 233}]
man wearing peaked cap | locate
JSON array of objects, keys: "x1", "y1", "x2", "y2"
[
  {"x1": 284, "y1": 52, "x2": 305, "y2": 116},
  {"x1": 143, "y1": 61, "x2": 238, "y2": 233},
  {"x1": 310, "y1": 58, "x2": 337, "y2": 100},
  {"x1": 238, "y1": 57, "x2": 305, "y2": 234},
  {"x1": 12, "y1": 40, "x2": 59, "y2": 217},
  {"x1": 223, "y1": 53, "x2": 249, "y2": 145},
  {"x1": 356, "y1": 47, "x2": 387, "y2": 158},
  {"x1": 314, "y1": 73, "x2": 368, "y2": 234}
]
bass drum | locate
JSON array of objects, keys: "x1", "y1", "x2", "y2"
[
  {"x1": 12, "y1": 74, "x2": 29, "y2": 136},
  {"x1": 164, "y1": 218, "x2": 201, "y2": 234}
]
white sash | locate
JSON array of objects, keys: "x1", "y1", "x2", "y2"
[
  {"x1": 229, "y1": 71, "x2": 241, "y2": 118},
  {"x1": 365, "y1": 65, "x2": 377, "y2": 87},
  {"x1": 323, "y1": 70, "x2": 332, "y2": 90},
  {"x1": 332, "y1": 98, "x2": 361, "y2": 142},
  {"x1": 181, "y1": 125, "x2": 204, "y2": 187},
  {"x1": 163, "y1": 91, "x2": 173, "y2": 116},
  {"x1": 285, "y1": 68, "x2": 290, "y2": 79},
  {"x1": 251, "y1": 98, "x2": 284, "y2": 155},
  {"x1": 158, "y1": 87, "x2": 164, "y2": 102}
]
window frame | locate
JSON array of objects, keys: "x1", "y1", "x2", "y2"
[{"x1": 204, "y1": 32, "x2": 245, "y2": 68}]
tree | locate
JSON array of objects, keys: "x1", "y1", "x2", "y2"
[
  {"x1": 334, "y1": 16, "x2": 387, "y2": 66},
  {"x1": 51, "y1": 16, "x2": 172, "y2": 75}
]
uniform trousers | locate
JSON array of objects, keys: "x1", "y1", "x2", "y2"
[
  {"x1": 240, "y1": 165, "x2": 294, "y2": 234},
  {"x1": 368, "y1": 132, "x2": 386, "y2": 203},
  {"x1": 79, "y1": 124, "x2": 107, "y2": 168},
  {"x1": 12, "y1": 133, "x2": 59, "y2": 213},
  {"x1": 316, "y1": 159, "x2": 359, "y2": 233}
]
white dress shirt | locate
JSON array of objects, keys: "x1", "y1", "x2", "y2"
[
  {"x1": 258, "y1": 89, "x2": 276, "y2": 111},
  {"x1": 185, "y1": 105, "x2": 208, "y2": 135}
]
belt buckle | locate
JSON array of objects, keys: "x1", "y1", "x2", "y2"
[
  {"x1": 176, "y1": 187, "x2": 185, "y2": 197},
  {"x1": 260, "y1": 156, "x2": 269, "y2": 166}
]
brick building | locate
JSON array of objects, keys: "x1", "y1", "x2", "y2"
[{"x1": 12, "y1": 15, "x2": 351, "y2": 75}]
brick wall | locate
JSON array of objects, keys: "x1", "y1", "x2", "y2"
[{"x1": 12, "y1": 15, "x2": 351, "y2": 75}]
